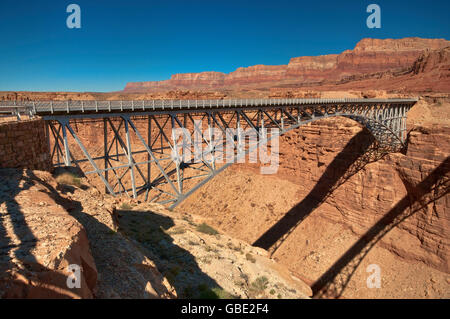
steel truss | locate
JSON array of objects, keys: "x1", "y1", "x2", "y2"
[{"x1": 42, "y1": 100, "x2": 414, "y2": 209}]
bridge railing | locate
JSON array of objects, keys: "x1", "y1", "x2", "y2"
[{"x1": 0, "y1": 98, "x2": 418, "y2": 117}]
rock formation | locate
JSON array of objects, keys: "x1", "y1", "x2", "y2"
[
  {"x1": 176, "y1": 98, "x2": 450, "y2": 298},
  {"x1": 123, "y1": 37, "x2": 450, "y2": 92},
  {"x1": 0, "y1": 169, "x2": 97, "y2": 298},
  {"x1": 0, "y1": 168, "x2": 177, "y2": 299}
]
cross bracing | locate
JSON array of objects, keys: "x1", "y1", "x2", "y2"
[{"x1": 0, "y1": 98, "x2": 418, "y2": 208}]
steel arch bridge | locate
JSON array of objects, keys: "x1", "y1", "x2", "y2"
[{"x1": 0, "y1": 98, "x2": 418, "y2": 208}]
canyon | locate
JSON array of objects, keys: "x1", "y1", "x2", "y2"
[
  {"x1": 0, "y1": 37, "x2": 449, "y2": 299},
  {"x1": 176, "y1": 104, "x2": 449, "y2": 298}
]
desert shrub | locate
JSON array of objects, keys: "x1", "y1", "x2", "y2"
[
  {"x1": 204, "y1": 245, "x2": 219, "y2": 253},
  {"x1": 120, "y1": 202, "x2": 132, "y2": 210},
  {"x1": 183, "y1": 285, "x2": 195, "y2": 298},
  {"x1": 245, "y1": 253, "x2": 256, "y2": 263},
  {"x1": 165, "y1": 266, "x2": 181, "y2": 285},
  {"x1": 198, "y1": 286, "x2": 236, "y2": 299},
  {"x1": 167, "y1": 226, "x2": 186, "y2": 235},
  {"x1": 196, "y1": 223, "x2": 219, "y2": 235},
  {"x1": 227, "y1": 242, "x2": 242, "y2": 252},
  {"x1": 249, "y1": 276, "x2": 269, "y2": 296},
  {"x1": 199, "y1": 256, "x2": 212, "y2": 264},
  {"x1": 188, "y1": 240, "x2": 199, "y2": 246},
  {"x1": 56, "y1": 172, "x2": 81, "y2": 187},
  {"x1": 168, "y1": 265, "x2": 181, "y2": 277}
]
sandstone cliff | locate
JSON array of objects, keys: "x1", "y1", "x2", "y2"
[
  {"x1": 335, "y1": 37, "x2": 449, "y2": 74},
  {"x1": 123, "y1": 37, "x2": 450, "y2": 92}
]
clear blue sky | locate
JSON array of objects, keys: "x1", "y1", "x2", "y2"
[{"x1": 0, "y1": 0, "x2": 449, "y2": 92}]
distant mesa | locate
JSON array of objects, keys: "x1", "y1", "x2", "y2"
[{"x1": 123, "y1": 37, "x2": 450, "y2": 92}]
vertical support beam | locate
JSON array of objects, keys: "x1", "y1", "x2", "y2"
[
  {"x1": 402, "y1": 106, "x2": 407, "y2": 143},
  {"x1": 260, "y1": 111, "x2": 265, "y2": 137},
  {"x1": 236, "y1": 111, "x2": 243, "y2": 162},
  {"x1": 45, "y1": 121, "x2": 51, "y2": 165},
  {"x1": 62, "y1": 123, "x2": 72, "y2": 166},
  {"x1": 123, "y1": 117, "x2": 137, "y2": 199},
  {"x1": 115, "y1": 119, "x2": 120, "y2": 161},
  {"x1": 103, "y1": 118, "x2": 109, "y2": 194},
  {"x1": 147, "y1": 115, "x2": 151, "y2": 188},
  {"x1": 207, "y1": 112, "x2": 216, "y2": 171},
  {"x1": 171, "y1": 115, "x2": 183, "y2": 194},
  {"x1": 160, "y1": 116, "x2": 164, "y2": 154}
]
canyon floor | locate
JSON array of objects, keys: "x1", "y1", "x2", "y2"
[{"x1": 0, "y1": 92, "x2": 448, "y2": 299}]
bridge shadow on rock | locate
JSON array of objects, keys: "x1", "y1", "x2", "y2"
[
  {"x1": 312, "y1": 157, "x2": 449, "y2": 298},
  {"x1": 0, "y1": 169, "x2": 93, "y2": 298},
  {"x1": 253, "y1": 129, "x2": 388, "y2": 254},
  {"x1": 0, "y1": 169, "x2": 37, "y2": 264},
  {"x1": 0, "y1": 169, "x2": 40, "y2": 297}
]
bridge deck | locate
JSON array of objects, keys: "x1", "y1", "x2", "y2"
[{"x1": 0, "y1": 98, "x2": 418, "y2": 116}]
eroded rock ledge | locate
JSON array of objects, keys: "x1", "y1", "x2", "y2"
[
  {"x1": 0, "y1": 169, "x2": 96, "y2": 298},
  {"x1": 0, "y1": 168, "x2": 309, "y2": 298}
]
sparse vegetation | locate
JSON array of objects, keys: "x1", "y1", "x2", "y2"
[
  {"x1": 107, "y1": 229, "x2": 117, "y2": 236},
  {"x1": 196, "y1": 222, "x2": 219, "y2": 235},
  {"x1": 165, "y1": 266, "x2": 181, "y2": 285},
  {"x1": 167, "y1": 226, "x2": 186, "y2": 235},
  {"x1": 197, "y1": 283, "x2": 209, "y2": 291},
  {"x1": 197, "y1": 285, "x2": 236, "y2": 299},
  {"x1": 204, "y1": 245, "x2": 219, "y2": 253},
  {"x1": 227, "y1": 242, "x2": 243, "y2": 252},
  {"x1": 56, "y1": 172, "x2": 82, "y2": 187},
  {"x1": 120, "y1": 202, "x2": 132, "y2": 210},
  {"x1": 183, "y1": 285, "x2": 195, "y2": 298},
  {"x1": 239, "y1": 272, "x2": 249, "y2": 283},
  {"x1": 168, "y1": 265, "x2": 181, "y2": 277},
  {"x1": 182, "y1": 215, "x2": 197, "y2": 226},
  {"x1": 249, "y1": 276, "x2": 269, "y2": 297},
  {"x1": 199, "y1": 256, "x2": 212, "y2": 264}
]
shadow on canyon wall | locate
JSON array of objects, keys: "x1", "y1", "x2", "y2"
[
  {"x1": 253, "y1": 128, "x2": 387, "y2": 253},
  {"x1": 252, "y1": 126, "x2": 449, "y2": 298},
  {"x1": 312, "y1": 156, "x2": 449, "y2": 298}
]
